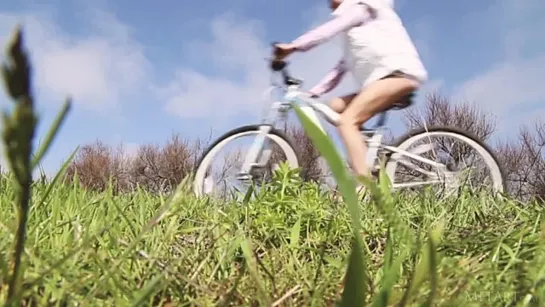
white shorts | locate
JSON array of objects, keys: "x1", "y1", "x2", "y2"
[{"x1": 351, "y1": 54, "x2": 428, "y2": 89}]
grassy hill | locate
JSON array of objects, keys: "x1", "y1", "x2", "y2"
[{"x1": 1, "y1": 171, "x2": 544, "y2": 306}]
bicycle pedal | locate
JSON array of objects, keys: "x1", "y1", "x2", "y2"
[
  {"x1": 249, "y1": 165, "x2": 269, "y2": 173},
  {"x1": 236, "y1": 173, "x2": 252, "y2": 181}
]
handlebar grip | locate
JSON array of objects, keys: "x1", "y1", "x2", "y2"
[
  {"x1": 270, "y1": 59, "x2": 286, "y2": 71},
  {"x1": 271, "y1": 41, "x2": 282, "y2": 57},
  {"x1": 269, "y1": 41, "x2": 288, "y2": 71}
]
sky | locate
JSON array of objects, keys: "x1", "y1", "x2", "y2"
[{"x1": 0, "y1": 0, "x2": 544, "y2": 174}]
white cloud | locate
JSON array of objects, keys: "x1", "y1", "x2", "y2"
[
  {"x1": 158, "y1": 4, "x2": 435, "y2": 122},
  {"x1": 455, "y1": 55, "x2": 545, "y2": 117},
  {"x1": 454, "y1": 0, "x2": 545, "y2": 121},
  {"x1": 155, "y1": 9, "x2": 361, "y2": 121},
  {"x1": 0, "y1": 6, "x2": 151, "y2": 170},
  {"x1": 0, "y1": 8, "x2": 150, "y2": 110},
  {"x1": 156, "y1": 14, "x2": 270, "y2": 119}
]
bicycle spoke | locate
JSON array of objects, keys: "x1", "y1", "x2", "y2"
[
  {"x1": 193, "y1": 126, "x2": 299, "y2": 200},
  {"x1": 385, "y1": 128, "x2": 504, "y2": 198}
]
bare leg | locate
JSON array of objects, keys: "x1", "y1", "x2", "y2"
[
  {"x1": 328, "y1": 93, "x2": 357, "y2": 113},
  {"x1": 338, "y1": 77, "x2": 420, "y2": 177}
]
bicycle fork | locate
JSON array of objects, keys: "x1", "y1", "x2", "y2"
[
  {"x1": 237, "y1": 101, "x2": 290, "y2": 180},
  {"x1": 238, "y1": 125, "x2": 272, "y2": 179}
]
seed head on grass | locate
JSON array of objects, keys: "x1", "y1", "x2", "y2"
[
  {"x1": 1, "y1": 25, "x2": 71, "y2": 304},
  {"x1": 2, "y1": 26, "x2": 36, "y2": 182},
  {"x1": 1, "y1": 25, "x2": 37, "y2": 304}
]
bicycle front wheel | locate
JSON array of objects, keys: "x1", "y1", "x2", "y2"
[
  {"x1": 193, "y1": 125, "x2": 300, "y2": 199},
  {"x1": 384, "y1": 126, "x2": 506, "y2": 197}
]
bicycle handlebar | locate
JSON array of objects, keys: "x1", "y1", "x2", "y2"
[{"x1": 270, "y1": 43, "x2": 304, "y2": 87}]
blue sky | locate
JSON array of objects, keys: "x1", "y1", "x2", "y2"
[{"x1": 0, "y1": 0, "x2": 544, "y2": 174}]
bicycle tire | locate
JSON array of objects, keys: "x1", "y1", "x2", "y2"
[
  {"x1": 382, "y1": 125, "x2": 507, "y2": 194},
  {"x1": 193, "y1": 124, "x2": 300, "y2": 197}
]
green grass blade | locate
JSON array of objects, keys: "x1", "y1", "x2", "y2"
[
  {"x1": 423, "y1": 224, "x2": 440, "y2": 307},
  {"x1": 339, "y1": 237, "x2": 368, "y2": 307},
  {"x1": 370, "y1": 226, "x2": 405, "y2": 307},
  {"x1": 401, "y1": 221, "x2": 444, "y2": 305},
  {"x1": 292, "y1": 104, "x2": 367, "y2": 306},
  {"x1": 378, "y1": 164, "x2": 393, "y2": 203},
  {"x1": 292, "y1": 105, "x2": 360, "y2": 231},
  {"x1": 30, "y1": 146, "x2": 78, "y2": 215},
  {"x1": 131, "y1": 274, "x2": 165, "y2": 306},
  {"x1": 240, "y1": 238, "x2": 271, "y2": 306},
  {"x1": 31, "y1": 99, "x2": 71, "y2": 170},
  {"x1": 289, "y1": 218, "x2": 301, "y2": 250},
  {"x1": 384, "y1": 226, "x2": 394, "y2": 271},
  {"x1": 371, "y1": 251, "x2": 407, "y2": 307}
]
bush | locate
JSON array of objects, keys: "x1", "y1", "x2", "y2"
[
  {"x1": 402, "y1": 91, "x2": 545, "y2": 202},
  {"x1": 64, "y1": 124, "x2": 327, "y2": 193},
  {"x1": 64, "y1": 134, "x2": 207, "y2": 194}
]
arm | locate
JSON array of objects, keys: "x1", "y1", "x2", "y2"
[
  {"x1": 291, "y1": 3, "x2": 376, "y2": 51},
  {"x1": 308, "y1": 59, "x2": 347, "y2": 97}
]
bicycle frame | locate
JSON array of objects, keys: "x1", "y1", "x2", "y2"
[
  {"x1": 238, "y1": 75, "x2": 390, "y2": 174},
  {"x1": 238, "y1": 62, "x2": 449, "y2": 186}
]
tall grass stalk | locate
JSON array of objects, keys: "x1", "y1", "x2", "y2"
[
  {"x1": 292, "y1": 103, "x2": 446, "y2": 306},
  {"x1": 1, "y1": 26, "x2": 71, "y2": 304}
]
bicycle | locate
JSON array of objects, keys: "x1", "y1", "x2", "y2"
[{"x1": 192, "y1": 57, "x2": 506, "y2": 200}]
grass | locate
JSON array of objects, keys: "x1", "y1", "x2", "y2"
[
  {"x1": 1, "y1": 171, "x2": 545, "y2": 306},
  {"x1": 3, "y1": 25, "x2": 545, "y2": 306}
]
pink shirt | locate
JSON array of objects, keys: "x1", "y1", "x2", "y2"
[{"x1": 289, "y1": 2, "x2": 374, "y2": 96}]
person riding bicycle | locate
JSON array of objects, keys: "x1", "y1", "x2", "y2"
[{"x1": 273, "y1": 0, "x2": 428, "y2": 189}]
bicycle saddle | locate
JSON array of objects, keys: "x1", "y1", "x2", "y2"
[{"x1": 388, "y1": 92, "x2": 415, "y2": 110}]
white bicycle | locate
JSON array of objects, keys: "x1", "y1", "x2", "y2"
[{"x1": 193, "y1": 58, "x2": 506, "y2": 200}]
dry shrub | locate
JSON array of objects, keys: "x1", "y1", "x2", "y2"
[
  {"x1": 285, "y1": 124, "x2": 325, "y2": 182},
  {"x1": 65, "y1": 133, "x2": 208, "y2": 194},
  {"x1": 401, "y1": 91, "x2": 545, "y2": 202},
  {"x1": 496, "y1": 121, "x2": 545, "y2": 202},
  {"x1": 403, "y1": 91, "x2": 497, "y2": 141},
  {"x1": 60, "y1": 92, "x2": 545, "y2": 203},
  {"x1": 395, "y1": 91, "x2": 500, "y2": 190},
  {"x1": 129, "y1": 134, "x2": 207, "y2": 193},
  {"x1": 65, "y1": 124, "x2": 327, "y2": 195},
  {"x1": 76, "y1": 93, "x2": 545, "y2": 198},
  {"x1": 64, "y1": 141, "x2": 132, "y2": 193},
  {"x1": 269, "y1": 123, "x2": 326, "y2": 183}
]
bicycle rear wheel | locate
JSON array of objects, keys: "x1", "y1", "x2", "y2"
[
  {"x1": 383, "y1": 126, "x2": 506, "y2": 197},
  {"x1": 193, "y1": 124, "x2": 300, "y2": 199}
]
